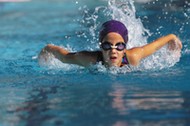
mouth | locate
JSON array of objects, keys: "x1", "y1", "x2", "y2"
[{"x1": 110, "y1": 56, "x2": 117, "y2": 62}]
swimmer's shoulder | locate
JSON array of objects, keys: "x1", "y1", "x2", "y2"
[{"x1": 126, "y1": 48, "x2": 143, "y2": 66}]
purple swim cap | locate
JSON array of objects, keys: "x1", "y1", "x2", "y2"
[{"x1": 99, "y1": 20, "x2": 128, "y2": 43}]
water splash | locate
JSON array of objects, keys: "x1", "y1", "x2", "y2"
[
  {"x1": 78, "y1": 0, "x2": 150, "y2": 48},
  {"x1": 79, "y1": 0, "x2": 181, "y2": 71},
  {"x1": 38, "y1": 45, "x2": 82, "y2": 71},
  {"x1": 107, "y1": 0, "x2": 150, "y2": 48},
  {"x1": 39, "y1": 0, "x2": 182, "y2": 73}
]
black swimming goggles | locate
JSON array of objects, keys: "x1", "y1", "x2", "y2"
[{"x1": 100, "y1": 41, "x2": 126, "y2": 51}]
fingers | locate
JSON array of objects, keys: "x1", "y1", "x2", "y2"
[
  {"x1": 168, "y1": 37, "x2": 182, "y2": 51},
  {"x1": 175, "y1": 38, "x2": 182, "y2": 49},
  {"x1": 38, "y1": 45, "x2": 52, "y2": 61}
]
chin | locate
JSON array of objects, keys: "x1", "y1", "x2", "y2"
[{"x1": 108, "y1": 62, "x2": 120, "y2": 67}]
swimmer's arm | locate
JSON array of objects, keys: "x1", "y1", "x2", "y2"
[
  {"x1": 126, "y1": 34, "x2": 182, "y2": 66},
  {"x1": 39, "y1": 44, "x2": 98, "y2": 66}
]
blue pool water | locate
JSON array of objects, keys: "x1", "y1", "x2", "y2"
[{"x1": 0, "y1": 0, "x2": 190, "y2": 126}]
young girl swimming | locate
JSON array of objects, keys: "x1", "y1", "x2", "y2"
[{"x1": 38, "y1": 20, "x2": 182, "y2": 67}]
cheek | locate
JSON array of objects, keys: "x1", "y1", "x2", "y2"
[
  {"x1": 118, "y1": 51, "x2": 125, "y2": 58},
  {"x1": 117, "y1": 51, "x2": 125, "y2": 62}
]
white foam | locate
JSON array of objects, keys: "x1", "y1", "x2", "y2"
[{"x1": 38, "y1": 45, "x2": 81, "y2": 71}]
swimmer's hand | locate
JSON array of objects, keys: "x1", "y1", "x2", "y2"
[
  {"x1": 168, "y1": 36, "x2": 182, "y2": 51},
  {"x1": 38, "y1": 44, "x2": 54, "y2": 63}
]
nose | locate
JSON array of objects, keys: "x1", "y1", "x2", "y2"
[{"x1": 110, "y1": 48, "x2": 117, "y2": 53}]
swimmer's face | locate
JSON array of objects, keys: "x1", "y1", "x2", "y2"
[{"x1": 101, "y1": 32, "x2": 126, "y2": 67}]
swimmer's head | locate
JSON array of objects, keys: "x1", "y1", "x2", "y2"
[{"x1": 99, "y1": 20, "x2": 128, "y2": 43}]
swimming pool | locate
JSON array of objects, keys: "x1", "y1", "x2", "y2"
[{"x1": 0, "y1": 0, "x2": 190, "y2": 125}]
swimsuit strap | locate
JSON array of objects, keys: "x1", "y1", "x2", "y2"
[{"x1": 122, "y1": 53, "x2": 129, "y2": 65}]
